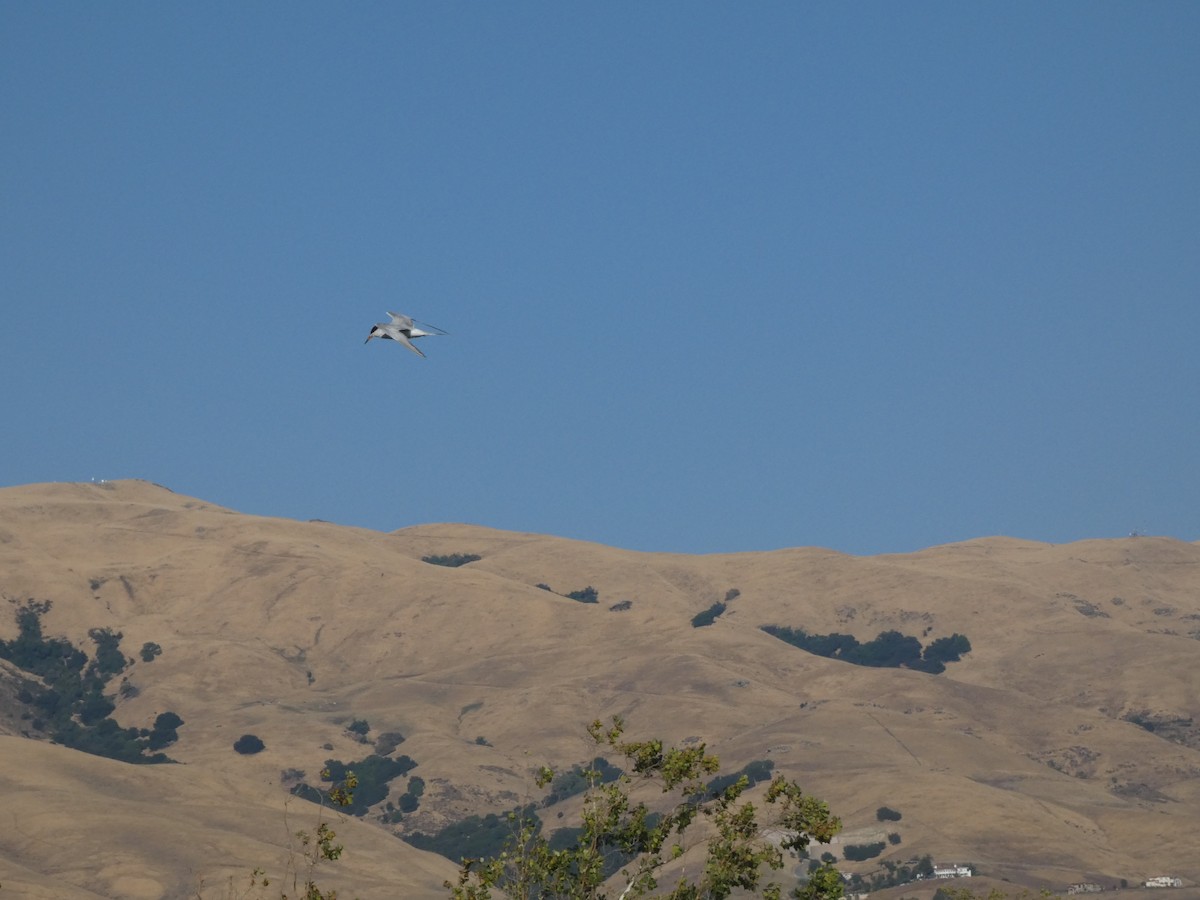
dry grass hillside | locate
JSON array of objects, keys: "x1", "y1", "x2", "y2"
[{"x1": 1, "y1": 480, "x2": 1199, "y2": 898}]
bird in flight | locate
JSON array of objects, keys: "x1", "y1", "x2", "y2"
[{"x1": 364, "y1": 312, "x2": 448, "y2": 358}]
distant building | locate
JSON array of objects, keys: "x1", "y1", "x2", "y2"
[
  {"x1": 1067, "y1": 884, "x2": 1102, "y2": 894},
  {"x1": 933, "y1": 864, "x2": 973, "y2": 879},
  {"x1": 1146, "y1": 876, "x2": 1183, "y2": 888}
]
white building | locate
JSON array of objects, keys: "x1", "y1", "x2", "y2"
[
  {"x1": 1146, "y1": 876, "x2": 1182, "y2": 888},
  {"x1": 933, "y1": 864, "x2": 973, "y2": 879}
]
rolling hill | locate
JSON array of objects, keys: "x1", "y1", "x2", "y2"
[{"x1": 1, "y1": 479, "x2": 1198, "y2": 898}]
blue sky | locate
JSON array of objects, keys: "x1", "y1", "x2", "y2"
[{"x1": 3, "y1": 3, "x2": 1197, "y2": 555}]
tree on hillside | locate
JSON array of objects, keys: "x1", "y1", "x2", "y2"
[
  {"x1": 0, "y1": 601, "x2": 176, "y2": 763},
  {"x1": 919, "y1": 634, "x2": 972, "y2": 672},
  {"x1": 760, "y1": 625, "x2": 971, "y2": 675},
  {"x1": 447, "y1": 716, "x2": 845, "y2": 900},
  {"x1": 147, "y1": 711, "x2": 184, "y2": 750},
  {"x1": 566, "y1": 586, "x2": 600, "y2": 604},
  {"x1": 234, "y1": 734, "x2": 266, "y2": 754}
]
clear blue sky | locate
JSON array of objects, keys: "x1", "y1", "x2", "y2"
[{"x1": 3, "y1": 3, "x2": 1197, "y2": 555}]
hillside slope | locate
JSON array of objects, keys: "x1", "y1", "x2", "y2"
[
  {"x1": 0, "y1": 735, "x2": 457, "y2": 899},
  {"x1": 1, "y1": 479, "x2": 1198, "y2": 896}
]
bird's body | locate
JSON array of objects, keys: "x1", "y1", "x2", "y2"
[{"x1": 364, "y1": 312, "x2": 447, "y2": 357}]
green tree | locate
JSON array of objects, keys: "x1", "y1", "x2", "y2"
[
  {"x1": 841, "y1": 841, "x2": 884, "y2": 861},
  {"x1": 87, "y1": 627, "x2": 127, "y2": 677},
  {"x1": 447, "y1": 716, "x2": 844, "y2": 900},
  {"x1": 690, "y1": 603, "x2": 727, "y2": 628},
  {"x1": 234, "y1": 734, "x2": 266, "y2": 754},
  {"x1": 0, "y1": 602, "x2": 174, "y2": 764},
  {"x1": 309, "y1": 754, "x2": 417, "y2": 816},
  {"x1": 147, "y1": 711, "x2": 184, "y2": 750},
  {"x1": 423, "y1": 553, "x2": 483, "y2": 567},
  {"x1": 922, "y1": 633, "x2": 972, "y2": 668},
  {"x1": 77, "y1": 689, "x2": 116, "y2": 725}
]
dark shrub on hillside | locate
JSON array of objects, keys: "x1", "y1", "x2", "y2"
[
  {"x1": 140, "y1": 641, "x2": 162, "y2": 662},
  {"x1": 399, "y1": 791, "x2": 420, "y2": 813},
  {"x1": 147, "y1": 711, "x2": 184, "y2": 750},
  {"x1": 234, "y1": 734, "x2": 266, "y2": 754},
  {"x1": 920, "y1": 633, "x2": 972, "y2": 671},
  {"x1": 404, "y1": 804, "x2": 541, "y2": 863},
  {"x1": 77, "y1": 690, "x2": 116, "y2": 726},
  {"x1": 843, "y1": 841, "x2": 886, "y2": 861},
  {"x1": 375, "y1": 731, "x2": 406, "y2": 755},
  {"x1": 88, "y1": 628, "x2": 127, "y2": 677},
  {"x1": 422, "y1": 553, "x2": 482, "y2": 567},
  {"x1": 844, "y1": 630, "x2": 922, "y2": 668},
  {"x1": 566, "y1": 586, "x2": 599, "y2": 603},
  {"x1": 312, "y1": 754, "x2": 418, "y2": 815},
  {"x1": 57, "y1": 716, "x2": 171, "y2": 764},
  {"x1": 761, "y1": 625, "x2": 971, "y2": 674},
  {"x1": 691, "y1": 602, "x2": 726, "y2": 628},
  {"x1": 876, "y1": 805, "x2": 902, "y2": 821},
  {"x1": 0, "y1": 602, "x2": 174, "y2": 764},
  {"x1": 398, "y1": 775, "x2": 426, "y2": 813},
  {"x1": 0, "y1": 601, "x2": 87, "y2": 681}
]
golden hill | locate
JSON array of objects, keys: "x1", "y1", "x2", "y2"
[{"x1": 1, "y1": 479, "x2": 1198, "y2": 898}]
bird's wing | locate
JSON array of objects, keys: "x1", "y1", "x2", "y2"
[
  {"x1": 394, "y1": 331, "x2": 426, "y2": 357},
  {"x1": 387, "y1": 312, "x2": 415, "y2": 329}
]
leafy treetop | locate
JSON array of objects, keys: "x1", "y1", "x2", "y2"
[
  {"x1": 761, "y1": 625, "x2": 971, "y2": 674},
  {"x1": 423, "y1": 553, "x2": 483, "y2": 567},
  {"x1": 447, "y1": 716, "x2": 845, "y2": 900}
]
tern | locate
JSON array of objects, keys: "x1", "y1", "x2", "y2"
[{"x1": 364, "y1": 312, "x2": 448, "y2": 358}]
